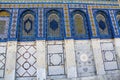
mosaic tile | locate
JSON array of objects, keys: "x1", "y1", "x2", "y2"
[
  {"x1": 109, "y1": 10, "x2": 119, "y2": 35},
  {"x1": 38, "y1": 9, "x2": 43, "y2": 37},
  {"x1": 88, "y1": 8, "x2": 97, "y2": 36},
  {"x1": 0, "y1": 3, "x2": 119, "y2": 40},
  {"x1": 10, "y1": 9, "x2": 18, "y2": 39},
  {"x1": 64, "y1": 5, "x2": 71, "y2": 37}
]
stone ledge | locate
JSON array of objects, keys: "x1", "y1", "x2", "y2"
[{"x1": 49, "y1": 73, "x2": 120, "y2": 80}]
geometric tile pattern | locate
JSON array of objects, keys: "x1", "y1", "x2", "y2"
[
  {"x1": 0, "y1": 46, "x2": 6, "y2": 78},
  {"x1": 0, "y1": 0, "x2": 118, "y2": 3},
  {"x1": 64, "y1": 4, "x2": 71, "y2": 37},
  {"x1": 105, "y1": 74, "x2": 120, "y2": 80},
  {"x1": 109, "y1": 10, "x2": 119, "y2": 35},
  {"x1": 16, "y1": 45, "x2": 37, "y2": 80},
  {"x1": 0, "y1": 4, "x2": 120, "y2": 40},
  {"x1": 88, "y1": 6, "x2": 97, "y2": 37},
  {"x1": 38, "y1": 9, "x2": 43, "y2": 37},
  {"x1": 0, "y1": 4, "x2": 65, "y2": 8},
  {"x1": 0, "y1": 4, "x2": 119, "y2": 9},
  {"x1": 75, "y1": 41, "x2": 96, "y2": 77},
  {"x1": 100, "y1": 42, "x2": 119, "y2": 71},
  {"x1": 69, "y1": 4, "x2": 86, "y2": 8},
  {"x1": 47, "y1": 44, "x2": 66, "y2": 79},
  {"x1": 10, "y1": 9, "x2": 18, "y2": 39}
]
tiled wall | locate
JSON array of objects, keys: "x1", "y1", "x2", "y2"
[
  {"x1": 0, "y1": 40, "x2": 119, "y2": 80},
  {"x1": 0, "y1": 2, "x2": 120, "y2": 80},
  {"x1": 0, "y1": 44, "x2": 7, "y2": 79},
  {"x1": 0, "y1": 0, "x2": 118, "y2": 4},
  {"x1": 0, "y1": 4, "x2": 120, "y2": 41}
]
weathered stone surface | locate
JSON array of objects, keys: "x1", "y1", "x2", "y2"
[{"x1": 0, "y1": 39, "x2": 119, "y2": 80}]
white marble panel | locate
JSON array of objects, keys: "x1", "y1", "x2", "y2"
[
  {"x1": 104, "y1": 61, "x2": 118, "y2": 70},
  {"x1": 48, "y1": 45, "x2": 63, "y2": 53},
  {"x1": 101, "y1": 42, "x2": 114, "y2": 50},
  {"x1": 47, "y1": 41, "x2": 65, "y2": 78},
  {"x1": 0, "y1": 70, "x2": 4, "y2": 77},
  {"x1": 5, "y1": 41, "x2": 17, "y2": 80},
  {"x1": 36, "y1": 40, "x2": 46, "y2": 80},
  {"x1": 48, "y1": 66, "x2": 65, "y2": 75},
  {"x1": 114, "y1": 38, "x2": 120, "y2": 71},
  {"x1": 75, "y1": 40, "x2": 96, "y2": 77},
  {"x1": 64, "y1": 39, "x2": 77, "y2": 78},
  {"x1": 16, "y1": 43, "x2": 37, "y2": 79},
  {"x1": 16, "y1": 77, "x2": 37, "y2": 80},
  {"x1": 100, "y1": 41, "x2": 119, "y2": 72},
  {"x1": 0, "y1": 46, "x2": 6, "y2": 53}
]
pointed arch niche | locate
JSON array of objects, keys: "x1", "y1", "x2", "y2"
[
  {"x1": 116, "y1": 12, "x2": 120, "y2": 30},
  {"x1": 71, "y1": 10, "x2": 89, "y2": 39},
  {"x1": 18, "y1": 10, "x2": 36, "y2": 41},
  {"x1": 0, "y1": 10, "x2": 10, "y2": 41},
  {"x1": 46, "y1": 10, "x2": 64, "y2": 40},
  {"x1": 95, "y1": 11, "x2": 112, "y2": 38}
]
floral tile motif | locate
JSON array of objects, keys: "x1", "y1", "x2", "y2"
[{"x1": 75, "y1": 41, "x2": 96, "y2": 77}]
